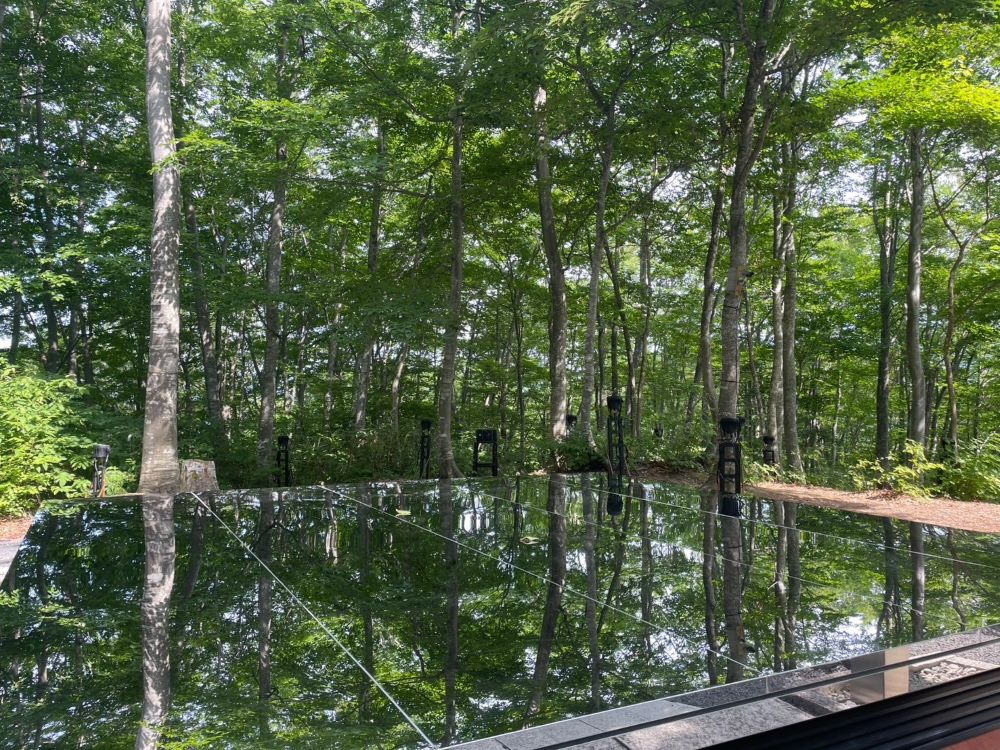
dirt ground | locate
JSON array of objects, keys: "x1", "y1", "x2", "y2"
[
  {"x1": 640, "y1": 467, "x2": 1000, "y2": 534},
  {"x1": 747, "y1": 481, "x2": 1000, "y2": 534},
  {"x1": 0, "y1": 516, "x2": 33, "y2": 544}
]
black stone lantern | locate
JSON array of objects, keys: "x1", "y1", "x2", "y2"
[
  {"x1": 418, "y1": 419, "x2": 432, "y2": 479},
  {"x1": 275, "y1": 435, "x2": 291, "y2": 487},
  {"x1": 566, "y1": 413, "x2": 578, "y2": 431},
  {"x1": 718, "y1": 417, "x2": 743, "y2": 517},
  {"x1": 762, "y1": 435, "x2": 776, "y2": 466},
  {"x1": 92, "y1": 444, "x2": 110, "y2": 497},
  {"x1": 606, "y1": 393, "x2": 625, "y2": 478}
]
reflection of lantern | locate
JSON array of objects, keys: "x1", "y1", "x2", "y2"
[
  {"x1": 92, "y1": 444, "x2": 110, "y2": 497},
  {"x1": 607, "y1": 477, "x2": 624, "y2": 516},
  {"x1": 718, "y1": 417, "x2": 742, "y2": 517},
  {"x1": 762, "y1": 435, "x2": 776, "y2": 466}
]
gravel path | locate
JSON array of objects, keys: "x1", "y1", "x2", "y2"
[
  {"x1": 639, "y1": 469, "x2": 1000, "y2": 534},
  {"x1": 747, "y1": 482, "x2": 1000, "y2": 534}
]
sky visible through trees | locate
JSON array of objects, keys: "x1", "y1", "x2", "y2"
[{"x1": 1, "y1": 0, "x2": 1000, "y2": 501}]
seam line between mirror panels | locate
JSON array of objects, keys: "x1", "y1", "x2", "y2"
[
  {"x1": 314, "y1": 484, "x2": 760, "y2": 675},
  {"x1": 188, "y1": 492, "x2": 438, "y2": 749}
]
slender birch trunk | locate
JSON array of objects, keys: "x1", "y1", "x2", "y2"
[
  {"x1": 780, "y1": 141, "x2": 803, "y2": 474},
  {"x1": 138, "y1": 0, "x2": 182, "y2": 494},
  {"x1": 255, "y1": 24, "x2": 290, "y2": 473},
  {"x1": 352, "y1": 122, "x2": 386, "y2": 431},
  {"x1": 534, "y1": 85, "x2": 568, "y2": 443},
  {"x1": 905, "y1": 127, "x2": 927, "y2": 448},
  {"x1": 437, "y1": 54, "x2": 466, "y2": 478}
]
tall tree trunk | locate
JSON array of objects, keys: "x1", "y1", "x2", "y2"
[
  {"x1": 767, "y1": 195, "x2": 784, "y2": 464},
  {"x1": 780, "y1": 141, "x2": 803, "y2": 474},
  {"x1": 255, "y1": 25, "x2": 290, "y2": 473},
  {"x1": 579, "y1": 235, "x2": 602, "y2": 446},
  {"x1": 699, "y1": 43, "x2": 732, "y2": 428},
  {"x1": 631, "y1": 210, "x2": 653, "y2": 440},
  {"x1": 353, "y1": 122, "x2": 386, "y2": 431},
  {"x1": 437, "y1": 87, "x2": 465, "y2": 478},
  {"x1": 185, "y1": 196, "x2": 225, "y2": 437},
  {"x1": 138, "y1": 0, "x2": 182, "y2": 494},
  {"x1": 534, "y1": 85, "x2": 568, "y2": 443},
  {"x1": 391, "y1": 344, "x2": 408, "y2": 436},
  {"x1": 8, "y1": 292, "x2": 21, "y2": 364},
  {"x1": 874, "y1": 166, "x2": 901, "y2": 472},
  {"x1": 176, "y1": 22, "x2": 225, "y2": 442},
  {"x1": 905, "y1": 127, "x2": 927, "y2": 448}
]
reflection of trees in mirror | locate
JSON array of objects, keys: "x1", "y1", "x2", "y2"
[
  {"x1": 136, "y1": 494, "x2": 176, "y2": 750},
  {"x1": 2, "y1": 477, "x2": 1000, "y2": 747},
  {"x1": 524, "y1": 474, "x2": 567, "y2": 724}
]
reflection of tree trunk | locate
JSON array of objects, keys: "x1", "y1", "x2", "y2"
[
  {"x1": 721, "y1": 512, "x2": 745, "y2": 681},
  {"x1": 701, "y1": 490, "x2": 720, "y2": 685},
  {"x1": 783, "y1": 502, "x2": 800, "y2": 669},
  {"x1": 910, "y1": 522, "x2": 925, "y2": 640},
  {"x1": 256, "y1": 493, "x2": 274, "y2": 738},
  {"x1": 582, "y1": 477, "x2": 602, "y2": 711},
  {"x1": 358, "y1": 490, "x2": 375, "y2": 720},
  {"x1": 640, "y1": 492, "x2": 653, "y2": 657},
  {"x1": 878, "y1": 518, "x2": 903, "y2": 641},
  {"x1": 181, "y1": 502, "x2": 208, "y2": 603},
  {"x1": 135, "y1": 494, "x2": 176, "y2": 750},
  {"x1": 524, "y1": 475, "x2": 567, "y2": 723},
  {"x1": 772, "y1": 502, "x2": 788, "y2": 671},
  {"x1": 441, "y1": 481, "x2": 460, "y2": 745},
  {"x1": 946, "y1": 530, "x2": 967, "y2": 630},
  {"x1": 325, "y1": 497, "x2": 339, "y2": 563}
]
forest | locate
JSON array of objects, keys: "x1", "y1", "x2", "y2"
[{"x1": 2, "y1": 0, "x2": 1000, "y2": 510}]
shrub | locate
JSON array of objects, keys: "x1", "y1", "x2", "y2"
[
  {"x1": 850, "y1": 440, "x2": 944, "y2": 499},
  {"x1": 940, "y1": 436, "x2": 1000, "y2": 502},
  {"x1": 0, "y1": 363, "x2": 93, "y2": 516}
]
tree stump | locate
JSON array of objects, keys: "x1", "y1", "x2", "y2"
[{"x1": 178, "y1": 460, "x2": 220, "y2": 493}]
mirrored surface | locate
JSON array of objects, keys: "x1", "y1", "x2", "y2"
[{"x1": 2, "y1": 474, "x2": 1000, "y2": 748}]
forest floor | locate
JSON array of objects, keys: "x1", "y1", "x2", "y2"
[{"x1": 641, "y1": 467, "x2": 1000, "y2": 534}]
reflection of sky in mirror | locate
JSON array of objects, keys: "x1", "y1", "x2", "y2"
[{"x1": 2, "y1": 474, "x2": 1000, "y2": 748}]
